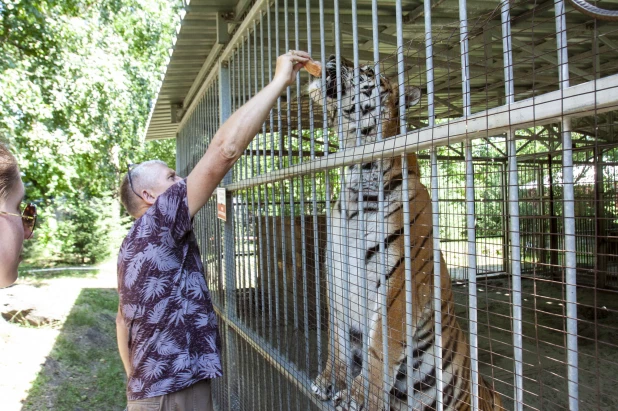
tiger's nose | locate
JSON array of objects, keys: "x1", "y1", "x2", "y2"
[{"x1": 326, "y1": 55, "x2": 337, "y2": 71}]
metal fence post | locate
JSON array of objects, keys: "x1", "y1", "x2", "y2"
[
  {"x1": 555, "y1": 2, "x2": 579, "y2": 409},
  {"x1": 458, "y1": 1, "x2": 481, "y2": 409},
  {"x1": 500, "y1": 1, "x2": 524, "y2": 409},
  {"x1": 423, "y1": 2, "x2": 443, "y2": 409},
  {"x1": 219, "y1": 60, "x2": 240, "y2": 411}
]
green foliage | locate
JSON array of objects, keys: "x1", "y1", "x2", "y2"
[
  {"x1": 57, "y1": 196, "x2": 117, "y2": 264},
  {"x1": 133, "y1": 137, "x2": 177, "y2": 169},
  {"x1": 23, "y1": 287, "x2": 125, "y2": 410},
  {"x1": 1, "y1": 0, "x2": 180, "y2": 264},
  {"x1": 24, "y1": 195, "x2": 129, "y2": 265},
  {"x1": 17, "y1": 266, "x2": 99, "y2": 281}
]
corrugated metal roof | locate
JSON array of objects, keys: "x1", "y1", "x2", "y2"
[{"x1": 144, "y1": 0, "x2": 246, "y2": 141}]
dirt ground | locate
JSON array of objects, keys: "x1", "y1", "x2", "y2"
[
  {"x1": 232, "y1": 275, "x2": 618, "y2": 411},
  {"x1": 451, "y1": 276, "x2": 618, "y2": 410},
  {"x1": 0, "y1": 263, "x2": 119, "y2": 411}
]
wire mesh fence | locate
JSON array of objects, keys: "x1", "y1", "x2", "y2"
[{"x1": 175, "y1": 0, "x2": 618, "y2": 409}]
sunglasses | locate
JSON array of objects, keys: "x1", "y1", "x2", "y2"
[
  {"x1": 127, "y1": 163, "x2": 144, "y2": 200},
  {"x1": 0, "y1": 203, "x2": 37, "y2": 239}
]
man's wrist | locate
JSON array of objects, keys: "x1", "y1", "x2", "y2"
[{"x1": 269, "y1": 76, "x2": 288, "y2": 92}]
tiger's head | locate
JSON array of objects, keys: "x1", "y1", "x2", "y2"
[{"x1": 308, "y1": 55, "x2": 421, "y2": 148}]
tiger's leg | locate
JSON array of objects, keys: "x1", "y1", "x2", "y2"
[
  {"x1": 478, "y1": 375, "x2": 504, "y2": 411},
  {"x1": 312, "y1": 319, "x2": 349, "y2": 400},
  {"x1": 334, "y1": 309, "x2": 407, "y2": 411}
]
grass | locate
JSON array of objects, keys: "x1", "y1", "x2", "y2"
[
  {"x1": 17, "y1": 267, "x2": 100, "y2": 283},
  {"x1": 22, "y1": 287, "x2": 126, "y2": 410}
]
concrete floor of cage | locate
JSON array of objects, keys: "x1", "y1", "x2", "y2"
[{"x1": 214, "y1": 275, "x2": 618, "y2": 411}]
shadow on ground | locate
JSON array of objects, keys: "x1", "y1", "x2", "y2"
[{"x1": 21, "y1": 288, "x2": 125, "y2": 411}]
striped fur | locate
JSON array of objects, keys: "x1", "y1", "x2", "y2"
[{"x1": 308, "y1": 55, "x2": 503, "y2": 411}]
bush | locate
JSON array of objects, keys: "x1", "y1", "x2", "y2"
[{"x1": 23, "y1": 195, "x2": 130, "y2": 266}]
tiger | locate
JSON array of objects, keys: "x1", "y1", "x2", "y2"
[{"x1": 307, "y1": 55, "x2": 503, "y2": 411}]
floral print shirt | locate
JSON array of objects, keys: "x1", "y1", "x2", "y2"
[{"x1": 117, "y1": 179, "x2": 221, "y2": 400}]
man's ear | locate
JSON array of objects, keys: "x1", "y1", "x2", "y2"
[
  {"x1": 405, "y1": 86, "x2": 422, "y2": 108},
  {"x1": 142, "y1": 190, "x2": 156, "y2": 205}
]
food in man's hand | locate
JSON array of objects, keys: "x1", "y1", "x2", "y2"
[{"x1": 304, "y1": 60, "x2": 322, "y2": 77}]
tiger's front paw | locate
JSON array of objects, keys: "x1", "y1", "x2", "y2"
[
  {"x1": 311, "y1": 375, "x2": 334, "y2": 401},
  {"x1": 333, "y1": 390, "x2": 364, "y2": 411}
]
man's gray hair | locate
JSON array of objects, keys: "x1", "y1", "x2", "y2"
[
  {"x1": 130, "y1": 160, "x2": 168, "y2": 190},
  {"x1": 120, "y1": 160, "x2": 168, "y2": 218}
]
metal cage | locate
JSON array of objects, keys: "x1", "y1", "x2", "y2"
[{"x1": 170, "y1": 0, "x2": 618, "y2": 410}]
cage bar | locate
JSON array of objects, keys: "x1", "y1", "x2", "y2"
[
  {"x1": 219, "y1": 60, "x2": 240, "y2": 410},
  {"x1": 424, "y1": 0, "x2": 444, "y2": 409},
  {"x1": 555, "y1": 1, "x2": 579, "y2": 409},
  {"x1": 501, "y1": 1, "x2": 524, "y2": 409},
  {"x1": 459, "y1": 0, "x2": 481, "y2": 409}
]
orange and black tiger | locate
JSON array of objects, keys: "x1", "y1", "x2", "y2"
[{"x1": 308, "y1": 55, "x2": 503, "y2": 411}]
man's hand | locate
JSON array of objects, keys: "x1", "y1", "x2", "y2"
[
  {"x1": 116, "y1": 309, "x2": 132, "y2": 377},
  {"x1": 272, "y1": 50, "x2": 310, "y2": 88}
]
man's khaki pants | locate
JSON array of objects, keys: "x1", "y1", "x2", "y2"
[{"x1": 127, "y1": 379, "x2": 213, "y2": 411}]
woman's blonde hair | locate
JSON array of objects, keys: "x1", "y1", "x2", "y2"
[{"x1": 0, "y1": 143, "x2": 20, "y2": 201}]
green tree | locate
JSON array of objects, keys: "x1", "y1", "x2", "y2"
[{"x1": 1, "y1": 0, "x2": 180, "y2": 265}]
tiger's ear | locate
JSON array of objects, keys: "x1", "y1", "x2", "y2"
[{"x1": 405, "y1": 86, "x2": 422, "y2": 108}]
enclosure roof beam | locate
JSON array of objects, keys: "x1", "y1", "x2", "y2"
[
  {"x1": 234, "y1": 0, "x2": 254, "y2": 18},
  {"x1": 599, "y1": 34, "x2": 618, "y2": 50},
  {"x1": 493, "y1": 31, "x2": 595, "y2": 82}
]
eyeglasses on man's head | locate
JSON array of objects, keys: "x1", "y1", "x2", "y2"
[{"x1": 127, "y1": 163, "x2": 144, "y2": 201}]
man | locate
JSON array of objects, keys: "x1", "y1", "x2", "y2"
[{"x1": 116, "y1": 50, "x2": 310, "y2": 410}]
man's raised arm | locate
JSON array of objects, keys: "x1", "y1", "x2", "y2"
[{"x1": 186, "y1": 50, "x2": 310, "y2": 217}]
